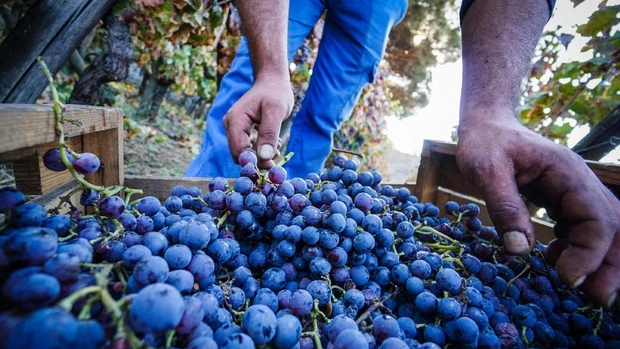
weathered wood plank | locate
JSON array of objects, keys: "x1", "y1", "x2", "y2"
[
  {"x1": 0, "y1": 104, "x2": 122, "y2": 155},
  {"x1": 124, "y1": 176, "x2": 214, "y2": 201},
  {"x1": 413, "y1": 139, "x2": 443, "y2": 203}
]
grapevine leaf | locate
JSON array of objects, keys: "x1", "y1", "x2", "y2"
[{"x1": 576, "y1": 5, "x2": 620, "y2": 37}]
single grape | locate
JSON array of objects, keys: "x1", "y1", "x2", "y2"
[
  {"x1": 43, "y1": 148, "x2": 73, "y2": 172},
  {"x1": 72, "y1": 152, "x2": 101, "y2": 174},
  {"x1": 129, "y1": 283, "x2": 185, "y2": 333}
]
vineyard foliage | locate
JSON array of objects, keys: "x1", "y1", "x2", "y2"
[
  {"x1": 520, "y1": 1, "x2": 620, "y2": 145},
  {"x1": 0, "y1": 0, "x2": 618, "y2": 174}
]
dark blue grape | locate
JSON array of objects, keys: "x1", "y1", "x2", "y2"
[
  {"x1": 242, "y1": 304, "x2": 277, "y2": 345},
  {"x1": 444, "y1": 316, "x2": 480, "y2": 344},
  {"x1": 43, "y1": 148, "x2": 73, "y2": 172},
  {"x1": 3, "y1": 271, "x2": 60, "y2": 309},
  {"x1": 129, "y1": 283, "x2": 185, "y2": 333},
  {"x1": 41, "y1": 214, "x2": 74, "y2": 237},
  {"x1": 133, "y1": 255, "x2": 169, "y2": 287},
  {"x1": 415, "y1": 291, "x2": 437, "y2": 314},
  {"x1": 4, "y1": 226, "x2": 57, "y2": 265},
  {"x1": 305, "y1": 279, "x2": 331, "y2": 306},
  {"x1": 5, "y1": 307, "x2": 80, "y2": 349},
  {"x1": 10, "y1": 202, "x2": 47, "y2": 227}
]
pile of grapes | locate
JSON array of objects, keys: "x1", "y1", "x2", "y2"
[{"x1": 1, "y1": 150, "x2": 619, "y2": 349}]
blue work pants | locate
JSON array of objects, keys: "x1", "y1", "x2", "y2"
[{"x1": 185, "y1": 0, "x2": 408, "y2": 179}]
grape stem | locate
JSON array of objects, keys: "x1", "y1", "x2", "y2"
[
  {"x1": 332, "y1": 147, "x2": 365, "y2": 159},
  {"x1": 506, "y1": 264, "x2": 530, "y2": 290},
  {"x1": 355, "y1": 287, "x2": 399, "y2": 325},
  {"x1": 301, "y1": 299, "x2": 328, "y2": 349}
]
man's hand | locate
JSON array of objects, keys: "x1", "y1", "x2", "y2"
[
  {"x1": 457, "y1": 113, "x2": 620, "y2": 308},
  {"x1": 223, "y1": 78, "x2": 294, "y2": 169}
]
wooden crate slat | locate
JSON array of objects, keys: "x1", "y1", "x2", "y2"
[
  {"x1": 124, "y1": 176, "x2": 213, "y2": 201},
  {"x1": 0, "y1": 104, "x2": 122, "y2": 154},
  {"x1": 8, "y1": 136, "x2": 83, "y2": 195}
]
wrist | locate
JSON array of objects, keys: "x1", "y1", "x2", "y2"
[{"x1": 458, "y1": 103, "x2": 520, "y2": 138}]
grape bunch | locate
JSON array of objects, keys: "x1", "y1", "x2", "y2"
[{"x1": 0, "y1": 150, "x2": 619, "y2": 349}]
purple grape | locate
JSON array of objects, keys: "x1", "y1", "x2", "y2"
[
  {"x1": 176, "y1": 296, "x2": 205, "y2": 335},
  {"x1": 288, "y1": 288, "x2": 313, "y2": 316},
  {"x1": 43, "y1": 148, "x2": 73, "y2": 172},
  {"x1": 238, "y1": 150, "x2": 258, "y2": 167},
  {"x1": 98, "y1": 195, "x2": 125, "y2": 218},
  {"x1": 71, "y1": 152, "x2": 100, "y2": 174},
  {"x1": 268, "y1": 166, "x2": 287, "y2": 185}
]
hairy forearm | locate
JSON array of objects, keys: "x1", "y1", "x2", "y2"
[
  {"x1": 459, "y1": 0, "x2": 549, "y2": 128},
  {"x1": 235, "y1": 0, "x2": 290, "y2": 82}
]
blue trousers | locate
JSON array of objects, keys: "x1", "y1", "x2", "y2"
[{"x1": 185, "y1": 0, "x2": 408, "y2": 179}]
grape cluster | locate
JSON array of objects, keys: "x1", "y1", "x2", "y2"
[{"x1": 1, "y1": 151, "x2": 619, "y2": 349}]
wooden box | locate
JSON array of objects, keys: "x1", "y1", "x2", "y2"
[
  {"x1": 0, "y1": 104, "x2": 123, "y2": 208},
  {"x1": 413, "y1": 139, "x2": 620, "y2": 244}
]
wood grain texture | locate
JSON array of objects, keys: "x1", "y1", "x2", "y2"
[
  {"x1": 1, "y1": 104, "x2": 122, "y2": 195},
  {"x1": 0, "y1": 104, "x2": 122, "y2": 154}
]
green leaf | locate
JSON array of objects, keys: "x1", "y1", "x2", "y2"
[{"x1": 576, "y1": 5, "x2": 620, "y2": 37}]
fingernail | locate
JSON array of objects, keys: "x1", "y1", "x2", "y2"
[
  {"x1": 503, "y1": 231, "x2": 530, "y2": 255},
  {"x1": 258, "y1": 144, "x2": 274, "y2": 160},
  {"x1": 607, "y1": 292, "x2": 617, "y2": 308},
  {"x1": 570, "y1": 275, "x2": 586, "y2": 289}
]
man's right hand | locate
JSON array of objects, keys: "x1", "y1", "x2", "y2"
[{"x1": 223, "y1": 77, "x2": 294, "y2": 170}]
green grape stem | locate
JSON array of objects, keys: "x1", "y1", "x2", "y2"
[
  {"x1": 37, "y1": 57, "x2": 143, "y2": 199},
  {"x1": 506, "y1": 264, "x2": 531, "y2": 290}
]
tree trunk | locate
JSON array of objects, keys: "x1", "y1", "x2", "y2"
[
  {"x1": 0, "y1": 0, "x2": 117, "y2": 103},
  {"x1": 137, "y1": 59, "x2": 171, "y2": 121},
  {"x1": 69, "y1": 13, "x2": 134, "y2": 105}
]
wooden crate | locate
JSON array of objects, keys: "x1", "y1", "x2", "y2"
[
  {"x1": 413, "y1": 139, "x2": 620, "y2": 244},
  {"x1": 0, "y1": 104, "x2": 123, "y2": 208}
]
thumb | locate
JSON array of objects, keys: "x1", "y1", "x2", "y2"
[
  {"x1": 474, "y1": 170, "x2": 536, "y2": 255},
  {"x1": 255, "y1": 115, "x2": 282, "y2": 162}
]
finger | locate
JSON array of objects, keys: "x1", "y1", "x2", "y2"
[
  {"x1": 223, "y1": 111, "x2": 255, "y2": 162},
  {"x1": 543, "y1": 237, "x2": 569, "y2": 266},
  {"x1": 580, "y1": 256, "x2": 620, "y2": 308},
  {"x1": 553, "y1": 219, "x2": 614, "y2": 289},
  {"x1": 469, "y1": 163, "x2": 536, "y2": 255},
  {"x1": 254, "y1": 94, "x2": 291, "y2": 162}
]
